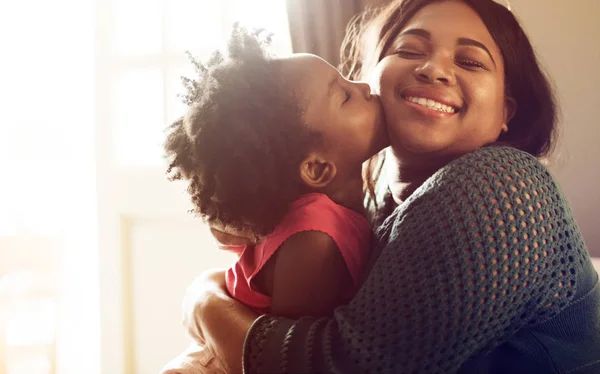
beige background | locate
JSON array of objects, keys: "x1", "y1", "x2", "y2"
[{"x1": 511, "y1": 0, "x2": 600, "y2": 256}]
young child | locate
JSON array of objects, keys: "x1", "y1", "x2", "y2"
[{"x1": 161, "y1": 25, "x2": 387, "y2": 374}]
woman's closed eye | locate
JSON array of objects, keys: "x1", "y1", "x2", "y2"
[
  {"x1": 393, "y1": 45, "x2": 489, "y2": 71},
  {"x1": 395, "y1": 49, "x2": 425, "y2": 58},
  {"x1": 455, "y1": 58, "x2": 487, "y2": 70}
]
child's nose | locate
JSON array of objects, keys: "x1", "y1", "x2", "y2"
[{"x1": 354, "y1": 81, "x2": 372, "y2": 100}]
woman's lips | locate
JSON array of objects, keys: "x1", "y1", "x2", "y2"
[
  {"x1": 396, "y1": 86, "x2": 463, "y2": 118},
  {"x1": 402, "y1": 97, "x2": 458, "y2": 119},
  {"x1": 404, "y1": 96, "x2": 456, "y2": 113}
]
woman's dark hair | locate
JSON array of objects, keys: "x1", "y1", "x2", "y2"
[
  {"x1": 164, "y1": 25, "x2": 317, "y2": 240},
  {"x1": 341, "y1": 0, "x2": 559, "y2": 159}
]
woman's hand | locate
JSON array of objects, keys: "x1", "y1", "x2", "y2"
[
  {"x1": 178, "y1": 223, "x2": 260, "y2": 372},
  {"x1": 182, "y1": 265, "x2": 258, "y2": 373},
  {"x1": 182, "y1": 268, "x2": 228, "y2": 344}
]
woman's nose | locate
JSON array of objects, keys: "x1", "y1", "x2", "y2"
[{"x1": 414, "y1": 56, "x2": 456, "y2": 86}]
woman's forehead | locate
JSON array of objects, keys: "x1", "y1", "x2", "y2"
[{"x1": 400, "y1": 1, "x2": 497, "y2": 47}]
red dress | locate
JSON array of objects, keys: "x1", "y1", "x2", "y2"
[{"x1": 225, "y1": 193, "x2": 373, "y2": 313}]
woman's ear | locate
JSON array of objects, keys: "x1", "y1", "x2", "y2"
[
  {"x1": 299, "y1": 153, "x2": 337, "y2": 189},
  {"x1": 503, "y1": 96, "x2": 517, "y2": 132}
]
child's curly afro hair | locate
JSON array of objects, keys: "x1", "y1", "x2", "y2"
[{"x1": 164, "y1": 25, "x2": 319, "y2": 241}]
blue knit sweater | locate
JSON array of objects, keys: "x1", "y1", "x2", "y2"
[{"x1": 242, "y1": 146, "x2": 600, "y2": 373}]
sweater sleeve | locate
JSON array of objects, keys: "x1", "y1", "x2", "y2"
[{"x1": 242, "y1": 147, "x2": 590, "y2": 374}]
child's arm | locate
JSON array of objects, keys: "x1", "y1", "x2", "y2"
[{"x1": 262, "y1": 231, "x2": 352, "y2": 319}]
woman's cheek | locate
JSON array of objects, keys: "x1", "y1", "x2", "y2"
[{"x1": 367, "y1": 57, "x2": 392, "y2": 96}]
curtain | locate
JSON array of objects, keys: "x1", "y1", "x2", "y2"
[{"x1": 285, "y1": 0, "x2": 387, "y2": 66}]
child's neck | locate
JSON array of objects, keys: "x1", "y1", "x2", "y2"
[{"x1": 323, "y1": 168, "x2": 366, "y2": 216}]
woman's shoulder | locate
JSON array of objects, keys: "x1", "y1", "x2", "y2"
[
  {"x1": 383, "y1": 146, "x2": 597, "y2": 351},
  {"x1": 411, "y1": 145, "x2": 571, "y2": 222},
  {"x1": 423, "y1": 146, "x2": 553, "y2": 196},
  {"x1": 443, "y1": 145, "x2": 546, "y2": 177}
]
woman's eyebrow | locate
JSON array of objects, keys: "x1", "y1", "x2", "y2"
[
  {"x1": 399, "y1": 28, "x2": 497, "y2": 67},
  {"x1": 457, "y1": 38, "x2": 496, "y2": 67},
  {"x1": 399, "y1": 28, "x2": 430, "y2": 40}
]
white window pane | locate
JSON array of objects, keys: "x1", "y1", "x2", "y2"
[
  {"x1": 5, "y1": 351, "x2": 52, "y2": 374},
  {"x1": 0, "y1": 272, "x2": 55, "y2": 298},
  {"x1": 111, "y1": 69, "x2": 165, "y2": 167},
  {"x1": 0, "y1": 202, "x2": 17, "y2": 236},
  {"x1": 5, "y1": 298, "x2": 57, "y2": 346},
  {"x1": 111, "y1": 0, "x2": 162, "y2": 56},
  {"x1": 0, "y1": 163, "x2": 72, "y2": 236},
  {"x1": 166, "y1": 0, "x2": 223, "y2": 53}
]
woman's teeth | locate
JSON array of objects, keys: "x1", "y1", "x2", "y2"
[{"x1": 406, "y1": 96, "x2": 456, "y2": 113}]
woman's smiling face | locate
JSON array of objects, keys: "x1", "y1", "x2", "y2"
[{"x1": 370, "y1": 0, "x2": 515, "y2": 166}]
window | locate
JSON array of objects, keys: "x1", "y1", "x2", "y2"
[
  {"x1": 0, "y1": 0, "x2": 98, "y2": 372},
  {"x1": 0, "y1": 241, "x2": 59, "y2": 374},
  {"x1": 101, "y1": 0, "x2": 292, "y2": 167},
  {"x1": 1, "y1": 0, "x2": 291, "y2": 373}
]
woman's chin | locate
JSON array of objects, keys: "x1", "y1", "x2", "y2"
[{"x1": 389, "y1": 131, "x2": 450, "y2": 156}]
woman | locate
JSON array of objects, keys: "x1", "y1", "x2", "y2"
[{"x1": 183, "y1": 0, "x2": 600, "y2": 372}]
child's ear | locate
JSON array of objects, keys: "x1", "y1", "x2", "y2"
[{"x1": 299, "y1": 153, "x2": 337, "y2": 189}]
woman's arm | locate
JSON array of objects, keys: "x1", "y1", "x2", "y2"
[
  {"x1": 239, "y1": 147, "x2": 587, "y2": 373},
  {"x1": 202, "y1": 294, "x2": 257, "y2": 374},
  {"x1": 187, "y1": 231, "x2": 352, "y2": 371}
]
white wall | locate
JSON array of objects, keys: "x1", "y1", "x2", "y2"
[{"x1": 510, "y1": 0, "x2": 600, "y2": 256}]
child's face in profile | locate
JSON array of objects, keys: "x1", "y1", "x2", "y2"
[{"x1": 279, "y1": 54, "x2": 388, "y2": 169}]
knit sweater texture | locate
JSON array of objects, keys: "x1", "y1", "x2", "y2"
[{"x1": 242, "y1": 146, "x2": 600, "y2": 374}]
